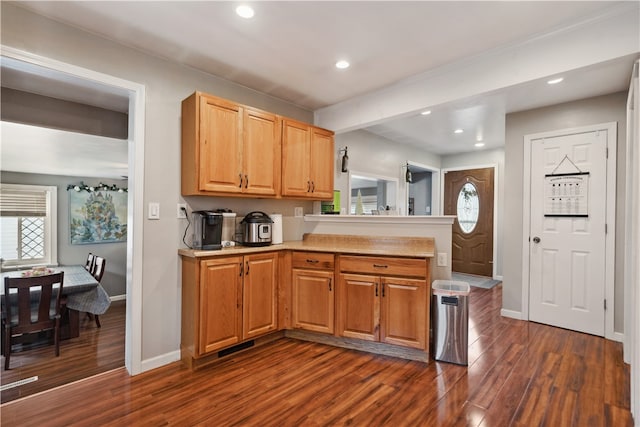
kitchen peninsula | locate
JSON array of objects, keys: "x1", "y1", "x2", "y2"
[{"x1": 179, "y1": 233, "x2": 435, "y2": 369}]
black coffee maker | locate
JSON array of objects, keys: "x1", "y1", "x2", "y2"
[{"x1": 192, "y1": 211, "x2": 223, "y2": 250}]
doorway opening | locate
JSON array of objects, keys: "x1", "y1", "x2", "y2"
[{"x1": 1, "y1": 46, "x2": 145, "y2": 389}]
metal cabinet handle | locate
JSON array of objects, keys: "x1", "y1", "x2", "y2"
[
  {"x1": 307, "y1": 180, "x2": 311, "y2": 192},
  {"x1": 306, "y1": 259, "x2": 319, "y2": 264},
  {"x1": 375, "y1": 283, "x2": 378, "y2": 297},
  {"x1": 382, "y1": 283, "x2": 385, "y2": 297},
  {"x1": 238, "y1": 173, "x2": 243, "y2": 188},
  {"x1": 239, "y1": 262, "x2": 243, "y2": 276},
  {"x1": 311, "y1": 181, "x2": 315, "y2": 192},
  {"x1": 373, "y1": 264, "x2": 388, "y2": 269},
  {"x1": 244, "y1": 175, "x2": 248, "y2": 188},
  {"x1": 246, "y1": 261, "x2": 250, "y2": 275},
  {"x1": 328, "y1": 278, "x2": 332, "y2": 292}
]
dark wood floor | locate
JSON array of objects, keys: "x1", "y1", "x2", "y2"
[
  {"x1": 1, "y1": 300, "x2": 125, "y2": 403},
  {"x1": 1, "y1": 285, "x2": 633, "y2": 426}
]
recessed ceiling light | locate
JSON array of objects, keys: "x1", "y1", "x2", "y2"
[
  {"x1": 420, "y1": 110, "x2": 431, "y2": 116},
  {"x1": 236, "y1": 5, "x2": 254, "y2": 19},
  {"x1": 547, "y1": 77, "x2": 564, "y2": 85},
  {"x1": 454, "y1": 129, "x2": 464, "y2": 134},
  {"x1": 475, "y1": 142, "x2": 485, "y2": 148},
  {"x1": 335, "y1": 60, "x2": 350, "y2": 69}
]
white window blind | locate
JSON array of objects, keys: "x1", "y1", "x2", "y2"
[{"x1": 0, "y1": 187, "x2": 47, "y2": 217}]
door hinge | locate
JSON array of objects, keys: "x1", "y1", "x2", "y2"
[
  {"x1": 605, "y1": 223, "x2": 608, "y2": 234},
  {"x1": 604, "y1": 299, "x2": 607, "y2": 310},
  {"x1": 606, "y1": 147, "x2": 609, "y2": 159}
]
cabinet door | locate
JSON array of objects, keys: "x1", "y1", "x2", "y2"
[
  {"x1": 199, "y1": 95, "x2": 242, "y2": 193},
  {"x1": 199, "y1": 257, "x2": 243, "y2": 354},
  {"x1": 243, "y1": 108, "x2": 280, "y2": 196},
  {"x1": 281, "y1": 119, "x2": 311, "y2": 197},
  {"x1": 337, "y1": 273, "x2": 379, "y2": 341},
  {"x1": 380, "y1": 277, "x2": 427, "y2": 349},
  {"x1": 292, "y1": 269, "x2": 334, "y2": 334},
  {"x1": 243, "y1": 252, "x2": 278, "y2": 339},
  {"x1": 309, "y1": 127, "x2": 334, "y2": 199}
]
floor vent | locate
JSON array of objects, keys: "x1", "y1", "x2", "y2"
[
  {"x1": 218, "y1": 340, "x2": 254, "y2": 357},
  {"x1": 1, "y1": 376, "x2": 38, "y2": 391}
]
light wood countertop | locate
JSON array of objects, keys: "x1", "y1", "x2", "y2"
[{"x1": 178, "y1": 234, "x2": 435, "y2": 259}]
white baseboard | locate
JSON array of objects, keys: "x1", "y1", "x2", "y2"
[
  {"x1": 494, "y1": 275, "x2": 503, "y2": 281},
  {"x1": 110, "y1": 294, "x2": 126, "y2": 302},
  {"x1": 140, "y1": 350, "x2": 181, "y2": 373},
  {"x1": 610, "y1": 331, "x2": 625, "y2": 343},
  {"x1": 501, "y1": 308, "x2": 522, "y2": 320}
]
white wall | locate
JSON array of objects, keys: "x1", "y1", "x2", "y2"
[
  {"x1": 334, "y1": 129, "x2": 441, "y2": 215},
  {"x1": 1, "y1": 3, "x2": 314, "y2": 362},
  {"x1": 504, "y1": 92, "x2": 628, "y2": 332}
]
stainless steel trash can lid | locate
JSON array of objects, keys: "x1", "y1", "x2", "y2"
[{"x1": 432, "y1": 280, "x2": 470, "y2": 296}]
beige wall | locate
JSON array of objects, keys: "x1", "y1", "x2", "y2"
[
  {"x1": 334, "y1": 129, "x2": 442, "y2": 215},
  {"x1": 504, "y1": 91, "x2": 627, "y2": 332},
  {"x1": 1, "y1": 3, "x2": 314, "y2": 362}
]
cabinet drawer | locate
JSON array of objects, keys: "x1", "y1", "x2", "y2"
[
  {"x1": 339, "y1": 255, "x2": 426, "y2": 278},
  {"x1": 292, "y1": 251, "x2": 334, "y2": 270}
]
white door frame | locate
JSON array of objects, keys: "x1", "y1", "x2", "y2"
[
  {"x1": 2, "y1": 46, "x2": 146, "y2": 374},
  {"x1": 522, "y1": 122, "x2": 617, "y2": 341},
  {"x1": 440, "y1": 164, "x2": 499, "y2": 279}
]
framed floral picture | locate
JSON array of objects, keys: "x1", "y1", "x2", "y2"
[{"x1": 69, "y1": 190, "x2": 128, "y2": 244}]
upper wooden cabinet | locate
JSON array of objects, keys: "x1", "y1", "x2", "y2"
[
  {"x1": 181, "y1": 92, "x2": 280, "y2": 196},
  {"x1": 281, "y1": 118, "x2": 334, "y2": 200}
]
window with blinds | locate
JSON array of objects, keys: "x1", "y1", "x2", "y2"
[{"x1": 0, "y1": 184, "x2": 57, "y2": 268}]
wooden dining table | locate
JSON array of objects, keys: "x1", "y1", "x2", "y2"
[{"x1": 1, "y1": 265, "x2": 111, "y2": 339}]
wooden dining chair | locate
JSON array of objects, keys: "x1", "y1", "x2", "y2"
[
  {"x1": 87, "y1": 256, "x2": 106, "y2": 328},
  {"x1": 84, "y1": 253, "x2": 96, "y2": 273},
  {"x1": 3, "y1": 272, "x2": 65, "y2": 370}
]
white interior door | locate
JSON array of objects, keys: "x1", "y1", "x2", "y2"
[{"x1": 529, "y1": 129, "x2": 608, "y2": 336}]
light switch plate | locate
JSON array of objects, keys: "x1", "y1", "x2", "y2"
[
  {"x1": 148, "y1": 202, "x2": 160, "y2": 220},
  {"x1": 294, "y1": 207, "x2": 303, "y2": 217},
  {"x1": 437, "y1": 253, "x2": 447, "y2": 267}
]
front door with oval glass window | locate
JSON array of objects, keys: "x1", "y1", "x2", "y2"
[{"x1": 444, "y1": 168, "x2": 494, "y2": 276}]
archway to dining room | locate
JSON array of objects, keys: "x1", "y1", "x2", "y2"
[{"x1": 0, "y1": 46, "x2": 144, "y2": 402}]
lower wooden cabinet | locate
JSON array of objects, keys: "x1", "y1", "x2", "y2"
[
  {"x1": 243, "y1": 253, "x2": 278, "y2": 340},
  {"x1": 337, "y1": 256, "x2": 428, "y2": 350},
  {"x1": 199, "y1": 256, "x2": 243, "y2": 354},
  {"x1": 291, "y1": 251, "x2": 335, "y2": 334},
  {"x1": 181, "y1": 252, "x2": 278, "y2": 364}
]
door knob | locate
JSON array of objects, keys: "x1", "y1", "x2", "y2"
[{"x1": 532, "y1": 236, "x2": 541, "y2": 244}]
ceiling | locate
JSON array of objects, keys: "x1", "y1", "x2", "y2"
[{"x1": 1, "y1": 1, "x2": 639, "y2": 177}]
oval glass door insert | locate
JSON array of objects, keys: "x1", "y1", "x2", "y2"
[{"x1": 457, "y1": 182, "x2": 479, "y2": 233}]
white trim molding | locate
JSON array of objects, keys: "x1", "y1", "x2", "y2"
[
  {"x1": 521, "y1": 122, "x2": 617, "y2": 340},
  {"x1": 1, "y1": 46, "x2": 146, "y2": 376}
]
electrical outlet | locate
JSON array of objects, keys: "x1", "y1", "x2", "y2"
[
  {"x1": 177, "y1": 203, "x2": 187, "y2": 219},
  {"x1": 437, "y1": 253, "x2": 447, "y2": 267},
  {"x1": 294, "y1": 207, "x2": 303, "y2": 217}
]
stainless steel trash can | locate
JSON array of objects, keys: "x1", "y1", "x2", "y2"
[{"x1": 432, "y1": 280, "x2": 470, "y2": 365}]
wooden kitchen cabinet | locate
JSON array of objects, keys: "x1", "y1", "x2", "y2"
[
  {"x1": 181, "y1": 92, "x2": 280, "y2": 196},
  {"x1": 243, "y1": 252, "x2": 278, "y2": 339},
  {"x1": 181, "y1": 252, "x2": 278, "y2": 367},
  {"x1": 197, "y1": 256, "x2": 243, "y2": 355},
  {"x1": 337, "y1": 255, "x2": 428, "y2": 350},
  {"x1": 281, "y1": 118, "x2": 334, "y2": 199},
  {"x1": 291, "y1": 252, "x2": 335, "y2": 334}
]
